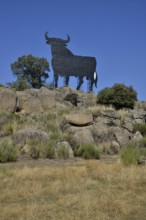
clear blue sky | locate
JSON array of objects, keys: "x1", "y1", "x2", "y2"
[{"x1": 0, "y1": 0, "x2": 146, "y2": 100}]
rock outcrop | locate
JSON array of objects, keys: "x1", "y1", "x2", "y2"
[
  {"x1": 0, "y1": 88, "x2": 17, "y2": 113},
  {"x1": 1, "y1": 86, "x2": 146, "y2": 156},
  {"x1": 61, "y1": 104, "x2": 146, "y2": 154}
]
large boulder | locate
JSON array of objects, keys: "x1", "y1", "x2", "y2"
[
  {"x1": 92, "y1": 109, "x2": 121, "y2": 126},
  {"x1": 38, "y1": 94, "x2": 55, "y2": 110},
  {"x1": 14, "y1": 127, "x2": 48, "y2": 158},
  {"x1": 15, "y1": 127, "x2": 48, "y2": 145},
  {"x1": 0, "y1": 88, "x2": 17, "y2": 113},
  {"x1": 90, "y1": 124, "x2": 112, "y2": 143},
  {"x1": 131, "y1": 131, "x2": 143, "y2": 142},
  {"x1": 121, "y1": 116, "x2": 134, "y2": 132},
  {"x1": 60, "y1": 87, "x2": 97, "y2": 107},
  {"x1": 55, "y1": 141, "x2": 74, "y2": 159},
  {"x1": 113, "y1": 127, "x2": 132, "y2": 146},
  {"x1": 82, "y1": 92, "x2": 97, "y2": 107},
  {"x1": 65, "y1": 113, "x2": 93, "y2": 126},
  {"x1": 16, "y1": 91, "x2": 43, "y2": 113},
  {"x1": 37, "y1": 87, "x2": 56, "y2": 110},
  {"x1": 92, "y1": 109, "x2": 120, "y2": 119},
  {"x1": 16, "y1": 88, "x2": 56, "y2": 113},
  {"x1": 69, "y1": 128, "x2": 94, "y2": 148}
]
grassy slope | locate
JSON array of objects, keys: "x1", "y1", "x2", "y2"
[{"x1": 0, "y1": 160, "x2": 146, "y2": 220}]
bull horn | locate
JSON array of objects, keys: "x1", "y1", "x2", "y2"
[
  {"x1": 45, "y1": 32, "x2": 49, "y2": 41},
  {"x1": 64, "y1": 35, "x2": 70, "y2": 43}
]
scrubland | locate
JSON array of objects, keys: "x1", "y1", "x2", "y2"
[{"x1": 0, "y1": 160, "x2": 146, "y2": 220}]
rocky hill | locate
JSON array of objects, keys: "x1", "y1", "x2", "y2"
[{"x1": 0, "y1": 86, "x2": 146, "y2": 161}]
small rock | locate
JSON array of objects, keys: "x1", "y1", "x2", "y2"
[{"x1": 138, "y1": 156, "x2": 146, "y2": 165}]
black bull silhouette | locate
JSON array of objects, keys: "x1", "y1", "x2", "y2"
[{"x1": 45, "y1": 32, "x2": 98, "y2": 91}]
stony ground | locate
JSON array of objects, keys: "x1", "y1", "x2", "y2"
[{"x1": 0, "y1": 155, "x2": 120, "y2": 168}]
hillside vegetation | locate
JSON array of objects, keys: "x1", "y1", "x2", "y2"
[{"x1": 0, "y1": 86, "x2": 146, "y2": 163}]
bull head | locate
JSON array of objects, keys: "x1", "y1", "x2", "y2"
[{"x1": 45, "y1": 32, "x2": 70, "y2": 44}]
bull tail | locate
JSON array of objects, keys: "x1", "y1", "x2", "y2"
[{"x1": 94, "y1": 71, "x2": 98, "y2": 88}]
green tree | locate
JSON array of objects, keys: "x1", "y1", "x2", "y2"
[
  {"x1": 11, "y1": 55, "x2": 50, "y2": 89},
  {"x1": 97, "y1": 83, "x2": 137, "y2": 109}
]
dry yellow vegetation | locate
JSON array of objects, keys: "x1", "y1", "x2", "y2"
[{"x1": 0, "y1": 160, "x2": 146, "y2": 220}]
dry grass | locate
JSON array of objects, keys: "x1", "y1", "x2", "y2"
[
  {"x1": 88, "y1": 104, "x2": 114, "y2": 112},
  {"x1": 0, "y1": 160, "x2": 146, "y2": 220}
]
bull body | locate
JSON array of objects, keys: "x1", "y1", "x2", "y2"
[{"x1": 45, "y1": 32, "x2": 98, "y2": 91}]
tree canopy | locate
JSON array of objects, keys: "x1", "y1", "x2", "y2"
[{"x1": 11, "y1": 55, "x2": 50, "y2": 89}]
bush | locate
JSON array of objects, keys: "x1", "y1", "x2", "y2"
[
  {"x1": 0, "y1": 113, "x2": 17, "y2": 137},
  {"x1": 97, "y1": 83, "x2": 137, "y2": 109},
  {"x1": 28, "y1": 139, "x2": 41, "y2": 159},
  {"x1": 7, "y1": 78, "x2": 31, "y2": 91},
  {"x1": 2, "y1": 123, "x2": 15, "y2": 136},
  {"x1": 120, "y1": 145, "x2": 141, "y2": 166},
  {"x1": 0, "y1": 112, "x2": 13, "y2": 126},
  {"x1": 132, "y1": 137, "x2": 146, "y2": 155},
  {"x1": 42, "y1": 141, "x2": 55, "y2": 159},
  {"x1": 46, "y1": 112, "x2": 57, "y2": 120},
  {"x1": 138, "y1": 137, "x2": 146, "y2": 149},
  {"x1": 133, "y1": 124, "x2": 146, "y2": 137},
  {"x1": 0, "y1": 141, "x2": 18, "y2": 162},
  {"x1": 77, "y1": 144, "x2": 100, "y2": 160},
  {"x1": 57, "y1": 145, "x2": 69, "y2": 159}
]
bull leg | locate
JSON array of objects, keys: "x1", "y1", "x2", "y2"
[
  {"x1": 89, "y1": 81, "x2": 93, "y2": 92},
  {"x1": 54, "y1": 74, "x2": 58, "y2": 88},
  {"x1": 64, "y1": 76, "x2": 70, "y2": 86},
  {"x1": 88, "y1": 77, "x2": 94, "y2": 92},
  {"x1": 76, "y1": 76, "x2": 84, "y2": 90}
]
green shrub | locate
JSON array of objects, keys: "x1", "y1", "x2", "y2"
[
  {"x1": 97, "y1": 83, "x2": 137, "y2": 109},
  {"x1": 7, "y1": 78, "x2": 31, "y2": 91},
  {"x1": 46, "y1": 112, "x2": 57, "y2": 120},
  {"x1": 28, "y1": 139, "x2": 41, "y2": 159},
  {"x1": 77, "y1": 144, "x2": 100, "y2": 160},
  {"x1": 0, "y1": 113, "x2": 13, "y2": 127},
  {"x1": 29, "y1": 145, "x2": 40, "y2": 159},
  {"x1": 42, "y1": 141, "x2": 55, "y2": 159},
  {"x1": 120, "y1": 145, "x2": 141, "y2": 166},
  {"x1": 0, "y1": 141, "x2": 18, "y2": 162},
  {"x1": 57, "y1": 145, "x2": 69, "y2": 159},
  {"x1": 0, "y1": 113, "x2": 20, "y2": 136},
  {"x1": 46, "y1": 123, "x2": 58, "y2": 133},
  {"x1": 132, "y1": 137, "x2": 146, "y2": 156},
  {"x1": 133, "y1": 124, "x2": 146, "y2": 137},
  {"x1": 49, "y1": 131, "x2": 63, "y2": 143},
  {"x1": 2, "y1": 123, "x2": 15, "y2": 136},
  {"x1": 138, "y1": 137, "x2": 146, "y2": 148}
]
